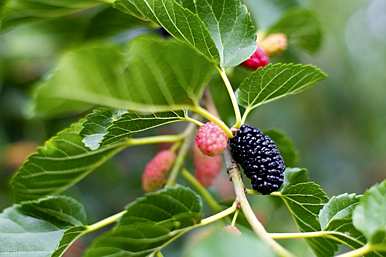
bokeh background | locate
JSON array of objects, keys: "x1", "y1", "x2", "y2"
[{"x1": 0, "y1": 0, "x2": 385, "y2": 256}]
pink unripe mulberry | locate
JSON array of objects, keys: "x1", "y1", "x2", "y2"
[
  {"x1": 242, "y1": 48, "x2": 270, "y2": 70},
  {"x1": 193, "y1": 143, "x2": 222, "y2": 187},
  {"x1": 142, "y1": 150, "x2": 176, "y2": 192},
  {"x1": 195, "y1": 122, "x2": 227, "y2": 156}
]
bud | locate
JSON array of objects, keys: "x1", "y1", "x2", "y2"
[{"x1": 260, "y1": 33, "x2": 288, "y2": 56}]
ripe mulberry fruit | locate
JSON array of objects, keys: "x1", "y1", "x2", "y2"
[
  {"x1": 193, "y1": 143, "x2": 222, "y2": 187},
  {"x1": 229, "y1": 124, "x2": 285, "y2": 194},
  {"x1": 195, "y1": 122, "x2": 227, "y2": 156},
  {"x1": 142, "y1": 150, "x2": 176, "y2": 192},
  {"x1": 260, "y1": 33, "x2": 288, "y2": 56},
  {"x1": 242, "y1": 48, "x2": 270, "y2": 70}
]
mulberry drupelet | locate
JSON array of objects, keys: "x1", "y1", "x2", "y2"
[{"x1": 229, "y1": 124, "x2": 285, "y2": 194}]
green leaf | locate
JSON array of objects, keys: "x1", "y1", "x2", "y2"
[
  {"x1": 353, "y1": 180, "x2": 386, "y2": 244},
  {"x1": 275, "y1": 167, "x2": 337, "y2": 257},
  {"x1": 264, "y1": 129, "x2": 299, "y2": 167},
  {"x1": 0, "y1": 0, "x2": 103, "y2": 30},
  {"x1": 319, "y1": 193, "x2": 366, "y2": 250},
  {"x1": 0, "y1": 196, "x2": 87, "y2": 257},
  {"x1": 184, "y1": 226, "x2": 276, "y2": 257},
  {"x1": 267, "y1": 8, "x2": 323, "y2": 53},
  {"x1": 114, "y1": 0, "x2": 257, "y2": 68},
  {"x1": 33, "y1": 36, "x2": 215, "y2": 117},
  {"x1": 11, "y1": 120, "x2": 127, "y2": 202},
  {"x1": 81, "y1": 108, "x2": 188, "y2": 150},
  {"x1": 85, "y1": 7, "x2": 144, "y2": 39},
  {"x1": 84, "y1": 186, "x2": 203, "y2": 257},
  {"x1": 237, "y1": 63, "x2": 327, "y2": 119}
]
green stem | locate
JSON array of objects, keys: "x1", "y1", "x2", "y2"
[
  {"x1": 269, "y1": 231, "x2": 349, "y2": 240},
  {"x1": 85, "y1": 211, "x2": 125, "y2": 234},
  {"x1": 200, "y1": 201, "x2": 237, "y2": 225},
  {"x1": 217, "y1": 67, "x2": 242, "y2": 128},
  {"x1": 182, "y1": 169, "x2": 223, "y2": 212},
  {"x1": 245, "y1": 188, "x2": 260, "y2": 195},
  {"x1": 193, "y1": 105, "x2": 233, "y2": 138},
  {"x1": 335, "y1": 244, "x2": 373, "y2": 257},
  {"x1": 99, "y1": 0, "x2": 114, "y2": 4},
  {"x1": 165, "y1": 124, "x2": 196, "y2": 186},
  {"x1": 224, "y1": 150, "x2": 295, "y2": 257},
  {"x1": 156, "y1": 251, "x2": 164, "y2": 257},
  {"x1": 127, "y1": 134, "x2": 184, "y2": 146}
]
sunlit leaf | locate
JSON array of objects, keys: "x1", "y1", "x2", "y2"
[
  {"x1": 114, "y1": 0, "x2": 257, "y2": 68},
  {"x1": 0, "y1": 196, "x2": 87, "y2": 257}
]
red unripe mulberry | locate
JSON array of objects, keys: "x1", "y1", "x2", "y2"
[
  {"x1": 142, "y1": 150, "x2": 176, "y2": 192},
  {"x1": 193, "y1": 143, "x2": 222, "y2": 187},
  {"x1": 242, "y1": 48, "x2": 270, "y2": 70},
  {"x1": 195, "y1": 122, "x2": 227, "y2": 156}
]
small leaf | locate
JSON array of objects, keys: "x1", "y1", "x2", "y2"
[
  {"x1": 33, "y1": 37, "x2": 215, "y2": 117},
  {"x1": 11, "y1": 120, "x2": 127, "y2": 202},
  {"x1": 276, "y1": 168, "x2": 337, "y2": 257},
  {"x1": 264, "y1": 129, "x2": 299, "y2": 167},
  {"x1": 114, "y1": 0, "x2": 257, "y2": 68},
  {"x1": 84, "y1": 186, "x2": 203, "y2": 257},
  {"x1": 0, "y1": 196, "x2": 87, "y2": 257},
  {"x1": 319, "y1": 193, "x2": 366, "y2": 250},
  {"x1": 267, "y1": 8, "x2": 323, "y2": 53},
  {"x1": 0, "y1": 0, "x2": 103, "y2": 30},
  {"x1": 81, "y1": 108, "x2": 188, "y2": 149},
  {"x1": 184, "y1": 227, "x2": 276, "y2": 257},
  {"x1": 237, "y1": 63, "x2": 327, "y2": 119},
  {"x1": 353, "y1": 180, "x2": 386, "y2": 244}
]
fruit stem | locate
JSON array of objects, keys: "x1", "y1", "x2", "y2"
[
  {"x1": 270, "y1": 231, "x2": 349, "y2": 240},
  {"x1": 165, "y1": 123, "x2": 196, "y2": 186},
  {"x1": 224, "y1": 150, "x2": 295, "y2": 257},
  {"x1": 182, "y1": 168, "x2": 223, "y2": 213},
  {"x1": 217, "y1": 67, "x2": 242, "y2": 129},
  {"x1": 193, "y1": 105, "x2": 233, "y2": 138},
  {"x1": 335, "y1": 244, "x2": 373, "y2": 257}
]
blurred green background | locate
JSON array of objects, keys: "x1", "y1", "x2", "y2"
[{"x1": 0, "y1": 0, "x2": 385, "y2": 256}]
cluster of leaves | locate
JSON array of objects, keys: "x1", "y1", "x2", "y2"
[{"x1": 0, "y1": 0, "x2": 385, "y2": 257}]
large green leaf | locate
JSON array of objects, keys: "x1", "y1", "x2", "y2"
[
  {"x1": 0, "y1": 196, "x2": 87, "y2": 257},
  {"x1": 0, "y1": 0, "x2": 104, "y2": 30},
  {"x1": 267, "y1": 8, "x2": 323, "y2": 53},
  {"x1": 264, "y1": 129, "x2": 299, "y2": 167},
  {"x1": 81, "y1": 108, "x2": 189, "y2": 150},
  {"x1": 11, "y1": 120, "x2": 127, "y2": 202},
  {"x1": 237, "y1": 63, "x2": 326, "y2": 120},
  {"x1": 353, "y1": 181, "x2": 386, "y2": 245},
  {"x1": 275, "y1": 168, "x2": 337, "y2": 257},
  {"x1": 84, "y1": 186, "x2": 203, "y2": 257},
  {"x1": 114, "y1": 0, "x2": 257, "y2": 68},
  {"x1": 184, "y1": 227, "x2": 276, "y2": 257},
  {"x1": 33, "y1": 37, "x2": 215, "y2": 117}
]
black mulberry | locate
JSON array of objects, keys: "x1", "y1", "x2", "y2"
[{"x1": 229, "y1": 124, "x2": 285, "y2": 194}]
